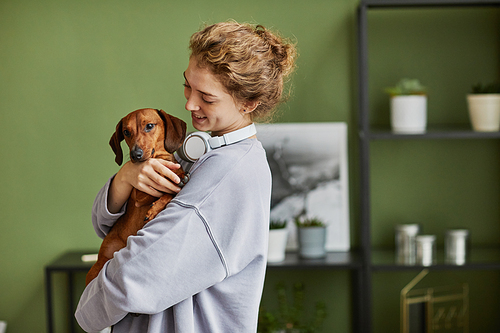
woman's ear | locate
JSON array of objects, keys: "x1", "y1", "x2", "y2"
[{"x1": 242, "y1": 100, "x2": 260, "y2": 114}]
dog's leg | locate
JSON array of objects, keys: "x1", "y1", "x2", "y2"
[
  {"x1": 86, "y1": 237, "x2": 126, "y2": 285},
  {"x1": 85, "y1": 212, "x2": 134, "y2": 285},
  {"x1": 143, "y1": 169, "x2": 190, "y2": 221}
]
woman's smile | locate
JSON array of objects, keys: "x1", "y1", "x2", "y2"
[{"x1": 191, "y1": 113, "x2": 207, "y2": 124}]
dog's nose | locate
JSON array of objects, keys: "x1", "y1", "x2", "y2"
[{"x1": 131, "y1": 147, "x2": 143, "y2": 162}]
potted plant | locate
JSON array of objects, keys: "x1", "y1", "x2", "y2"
[
  {"x1": 258, "y1": 282, "x2": 327, "y2": 333},
  {"x1": 295, "y1": 217, "x2": 327, "y2": 259},
  {"x1": 385, "y1": 78, "x2": 428, "y2": 134},
  {"x1": 466, "y1": 82, "x2": 500, "y2": 132},
  {"x1": 268, "y1": 220, "x2": 288, "y2": 263}
]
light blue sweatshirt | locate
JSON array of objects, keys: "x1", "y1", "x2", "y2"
[{"x1": 75, "y1": 139, "x2": 271, "y2": 333}]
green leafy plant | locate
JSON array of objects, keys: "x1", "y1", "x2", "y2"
[
  {"x1": 385, "y1": 78, "x2": 427, "y2": 96},
  {"x1": 270, "y1": 219, "x2": 288, "y2": 230},
  {"x1": 471, "y1": 82, "x2": 500, "y2": 94},
  {"x1": 294, "y1": 216, "x2": 326, "y2": 228},
  {"x1": 258, "y1": 282, "x2": 327, "y2": 333}
]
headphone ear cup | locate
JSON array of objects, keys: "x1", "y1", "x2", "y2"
[
  {"x1": 177, "y1": 132, "x2": 212, "y2": 163},
  {"x1": 176, "y1": 141, "x2": 190, "y2": 162},
  {"x1": 177, "y1": 124, "x2": 256, "y2": 163}
]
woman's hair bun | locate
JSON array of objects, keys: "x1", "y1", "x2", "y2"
[{"x1": 255, "y1": 25, "x2": 296, "y2": 77}]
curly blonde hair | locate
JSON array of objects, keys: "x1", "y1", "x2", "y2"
[{"x1": 189, "y1": 21, "x2": 297, "y2": 121}]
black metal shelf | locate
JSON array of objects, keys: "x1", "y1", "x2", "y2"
[
  {"x1": 267, "y1": 251, "x2": 362, "y2": 270},
  {"x1": 45, "y1": 250, "x2": 96, "y2": 272},
  {"x1": 364, "y1": 125, "x2": 500, "y2": 140},
  {"x1": 371, "y1": 247, "x2": 500, "y2": 271}
]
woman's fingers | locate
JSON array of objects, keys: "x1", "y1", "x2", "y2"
[
  {"x1": 136, "y1": 174, "x2": 166, "y2": 197},
  {"x1": 118, "y1": 159, "x2": 184, "y2": 197},
  {"x1": 137, "y1": 159, "x2": 182, "y2": 196}
]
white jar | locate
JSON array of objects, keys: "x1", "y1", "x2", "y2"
[
  {"x1": 391, "y1": 95, "x2": 427, "y2": 134},
  {"x1": 445, "y1": 229, "x2": 470, "y2": 265},
  {"x1": 416, "y1": 235, "x2": 436, "y2": 267},
  {"x1": 395, "y1": 224, "x2": 420, "y2": 265}
]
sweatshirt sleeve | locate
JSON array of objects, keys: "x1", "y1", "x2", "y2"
[
  {"x1": 91, "y1": 176, "x2": 127, "y2": 239},
  {"x1": 75, "y1": 202, "x2": 227, "y2": 332}
]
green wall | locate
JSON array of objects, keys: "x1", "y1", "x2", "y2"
[{"x1": 0, "y1": 1, "x2": 498, "y2": 332}]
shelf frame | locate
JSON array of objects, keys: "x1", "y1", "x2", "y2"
[{"x1": 357, "y1": 1, "x2": 500, "y2": 332}]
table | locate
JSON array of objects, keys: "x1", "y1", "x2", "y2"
[{"x1": 45, "y1": 250, "x2": 97, "y2": 333}]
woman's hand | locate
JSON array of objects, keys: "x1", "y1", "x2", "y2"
[{"x1": 107, "y1": 159, "x2": 182, "y2": 214}]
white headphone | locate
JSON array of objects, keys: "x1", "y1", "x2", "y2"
[{"x1": 176, "y1": 123, "x2": 257, "y2": 163}]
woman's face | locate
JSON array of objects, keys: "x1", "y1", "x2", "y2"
[{"x1": 183, "y1": 57, "x2": 252, "y2": 136}]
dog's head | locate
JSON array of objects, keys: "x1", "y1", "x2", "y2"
[{"x1": 109, "y1": 108, "x2": 187, "y2": 165}]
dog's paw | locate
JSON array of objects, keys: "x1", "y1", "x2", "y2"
[
  {"x1": 144, "y1": 210, "x2": 154, "y2": 222},
  {"x1": 144, "y1": 202, "x2": 161, "y2": 222}
]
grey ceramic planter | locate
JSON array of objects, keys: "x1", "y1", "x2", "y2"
[{"x1": 297, "y1": 226, "x2": 326, "y2": 259}]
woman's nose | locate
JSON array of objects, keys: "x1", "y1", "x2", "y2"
[{"x1": 185, "y1": 96, "x2": 200, "y2": 112}]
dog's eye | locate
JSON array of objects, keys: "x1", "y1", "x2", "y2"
[
  {"x1": 145, "y1": 123, "x2": 155, "y2": 132},
  {"x1": 123, "y1": 129, "x2": 131, "y2": 137}
]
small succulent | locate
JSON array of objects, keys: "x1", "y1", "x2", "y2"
[
  {"x1": 294, "y1": 216, "x2": 326, "y2": 228},
  {"x1": 270, "y1": 219, "x2": 287, "y2": 230},
  {"x1": 471, "y1": 82, "x2": 500, "y2": 94},
  {"x1": 385, "y1": 78, "x2": 427, "y2": 96}
]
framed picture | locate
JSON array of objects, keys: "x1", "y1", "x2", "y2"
[{"x1": 256, "y1": 122, "x2": 350, "y2": 251}]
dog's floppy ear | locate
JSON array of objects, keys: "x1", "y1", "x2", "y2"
[
  {"x1": 157, "y1": 109, "x2": 187, "y2": 154},
  {"x1": 109, "y1": 118, "x2": 125, "y2": 165}
]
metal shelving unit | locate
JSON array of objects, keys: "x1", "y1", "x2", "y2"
[{"x1": 357, "y1": 0, "x2": 500, "y2": 332}]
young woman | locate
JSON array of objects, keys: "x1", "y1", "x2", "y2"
[{"x1": 76, "y1": 21, "x2": 296, "y2": 333}]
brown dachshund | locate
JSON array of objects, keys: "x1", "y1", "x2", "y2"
[{"x1": 86, "y1": 108, "x2": 189, "y2": 286}]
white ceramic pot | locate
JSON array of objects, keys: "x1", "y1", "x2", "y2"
[
  {"x1": 467, "y1": 94, "x2": 500, "y2": 132},
  {"x1": 390, "y1": 95, "x2": 427, "y2": 134},
  {"x1": 297, "y1": 227, "x2": 326, "y2": 259},
  {"x1": 268, "y1": 229, "x2": 288, "y2": 263}
]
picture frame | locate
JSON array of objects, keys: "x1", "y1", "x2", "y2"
[{"x1": 256, "y1": 122, "x2": 350, "y2": 251}]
